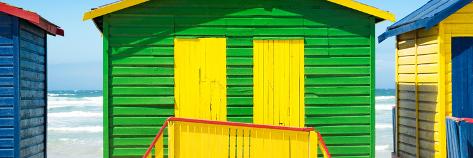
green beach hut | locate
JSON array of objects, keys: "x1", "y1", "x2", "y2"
[{"x1": 83, "y1": 0, "x2": 394, "y2": 157}]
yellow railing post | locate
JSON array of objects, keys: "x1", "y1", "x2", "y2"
[
  {"x1": 155, "y1": 136, "x2": 163, "y2": 158},
  {"x1": 309, "y1": 131, "x2": 318, "y2": 158},
  {"x1": 168, "y1": 122, "x2": 174, "y2": 158}
]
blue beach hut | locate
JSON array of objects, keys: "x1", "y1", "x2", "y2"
[{"x1": 0, "y1": 3, "x2": 63, "y2": 157}]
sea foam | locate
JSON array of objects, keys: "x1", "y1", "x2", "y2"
[
  {"x1": 48, "y1": 96, "x2": 102, "y2": 108},
  {"x1": 376, "y1": 96, "x2": 395, "y2": 101},
  {"x1": 49, "y1": 126, "x2": 102, "y2": 133},
  {"x1": 376, "y1": 123, "x2": 393, "y2": 129},
  {"x1": 49, "y1": 111, "x2": 102, "y2": 118}
]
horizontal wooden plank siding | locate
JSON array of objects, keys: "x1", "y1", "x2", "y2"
[
  {"x1": 18, "y1": 21, "x2": 47, "y2": 158},
  {"x1": 437, "y1": 3, "x2": 473, "y2": 158},
  {"x1": 0, "y1": 13, "x2": 17, "y2": 158},
  {"x1": 104, "y1": 0, "x2": 376, "y2": 157},
  {"x1": 396, "y1": 27, "x2": 440, "y2": 158}
]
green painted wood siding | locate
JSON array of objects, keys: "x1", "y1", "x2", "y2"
[{"x1": 103, "y1": 0, "x2": 376, "y2": 157}]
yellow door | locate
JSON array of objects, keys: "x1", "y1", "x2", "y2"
[
  {"x1": 253, "y1": 40, "x2": 305, "y2": 127},
  {"x1": 174, "y1": 38, "x2": 227, "y2": 121}
]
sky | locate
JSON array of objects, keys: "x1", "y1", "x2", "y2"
[{"x1": 3, "y1": 0, "x2": 430, "y2": 90}]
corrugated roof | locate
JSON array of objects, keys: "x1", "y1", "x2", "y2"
[
  {"x1": 0, "y1": 2, "x2": 64, "y2": 36},
  {"x1": 83, "y1": 0, "x2": 395, "y2": 26},
  {"x1": 379, "y1": 0, "x2": 472, "y2": 42}
]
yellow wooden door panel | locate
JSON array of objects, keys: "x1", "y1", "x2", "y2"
[
  {"x1": 174, "y1": 38, "x2": 227, "y2": 121},
  {"x1": 253, "y1": 40, "x2": 305, "y2": 127}
]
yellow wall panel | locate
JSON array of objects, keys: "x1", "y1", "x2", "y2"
[
  {"x1": 399, "y1": 118, "x2": 416, "y2": 128},
  {"x1": 417, "y1": 54, "x2": 438, "y2": 64},
  {"x1": 418, "y1": 64, "x2": 438, "y2": 73},
  {"x1": 398, "y1": 47, "x2": 416, "y2": 56},
  {"x1": 399, "y1": 91, "x2": 415, "y2": 100},
  {"x1": 399, "y1": 109, "x2": 416, "y2": 118},
  {"x1": 419, "y1": 130, "x2": 436, "y2": 141},
  {"x1": 417, "y1": 36, "x2": 438, "y2": 45},
  {"x1": 395, "y1": 27, "x2": 440, "y2": 157},
  {"x1": 418, "y1": 92, "x2": 438, "y2": 102},
  {"x1": 428, "y1": 4, "x2": 473, "y2": 158},
  {"x1": 445, "y1": 24, "x2": 473, "y2": 34},
  {"x1": 418, "y1": 26, "x2": 439, "y2": 37},
  {"x1": 174, "y1": 38, "x2": 227, "y2": 121},
  {"x1": 419, "y1": 102, "x2": 437, "y2": 112},
  {"x1": 398, "y1": 40, "x2": 416, "y2": 49},
  {"x1": 399, "y1": 126, "x2": 416, "y2": 136},
  {"x1": 399, "y1": 136, "x2": 417, "y2": 146},
  {"x1": 253, "y1": 40, "x2": 305, "y2": 128},
  {"x1": 419, "y1": 112, "x2": 436, "y2": 122},
  {"x1": 399, "y1": 100, "x2": 416, "y2": 110},
  {"x1": 398, "y1": 32, "x2": 416, "y2": 40},
  {"x1": 418, "y1": 74, "x2": 438, "y2": 83},
  {"x1": 398, "y1": 56, "x2": 416, "y2": 65},
  {"x1": 398, "y1": 84, "x2": 416, "y2": 91},
  {"x1": 398, "y1": 74, "x2": 416, "y2": 82},
  {"x1": 398, "y1": 65, "x2": 416, "y2": 73},
  {"x1": 417, "y1": 44, "x2": 438, "y2": 55}
]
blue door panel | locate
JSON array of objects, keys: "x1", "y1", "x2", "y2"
[
  {"x1": 452, "y1": 37, "x2": 473, "y2": 118},
  {"x1": 452, "y1": 37, "x2": 473, "y2": 157}
]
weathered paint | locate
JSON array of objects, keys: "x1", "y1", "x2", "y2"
[
  {"x1": 174, "y1": 38, "x2": 227, "y2": 121},
  {"x1": 0, "y1": 13, "x2": 48, "y2": 158},
  {"x1": 253, "y1": 40, "x2": 304, "y2": 127},
  {"x1": 144, "y1": 117, "x2": 330, "y2": 158},
  {"x1": 395, "y1": 27, "x2": 440, "y2": 158},
  {"x1": 98, "y1": 0, "x2": 378, "y2": 157},
  {"x1": 18, "y1": 20, "x2": 48, "y2": 158}
]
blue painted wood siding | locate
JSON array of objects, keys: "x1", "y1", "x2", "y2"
[
  {"x1": 452, "y1": 37, "x2": 473, "y2": 118},
  {"x1": 0, "y1": 13, "x2": 18, "y2": 158},
  {"x1": 18, "y1": 21, "x2": 47, "y2": 158}
]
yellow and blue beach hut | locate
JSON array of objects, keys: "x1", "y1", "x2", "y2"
[{"x1": 379, "y1": 0, "x2": 473, "y2": 157}]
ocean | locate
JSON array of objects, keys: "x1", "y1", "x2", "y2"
[
  {"x1": 47, "y1": 89, "x2": 396, "y2": 158},
  {"x1": 47, "y1": 90, "x2": 103, "y2": 158}
]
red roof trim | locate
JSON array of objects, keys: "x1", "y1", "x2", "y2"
[{"x1": 0, "y1": 3, "x2": 63, "y2": 36}]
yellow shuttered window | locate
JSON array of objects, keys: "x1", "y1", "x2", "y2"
[
  {"x1": 174, "y1": 38, "x2": 227, "y2": 121},
  {"x1": 253, "y1": 40, "x2": 305, "y2": 127}
]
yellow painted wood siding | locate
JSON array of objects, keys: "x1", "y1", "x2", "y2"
[
  {"x1": 396, "y1": 27, "x2": 440, "y2": 158},
  {"x1": 253, "y1": 40, "x2": 305, "y2": 127},
  {"x1": 434, "y1": 3, "x2": 473, "y2": 157},
  {"x1": 441, "y1": 2, "x2": 473, "y2": 118},
  {"x1": 174, "y1": 38, "x2": 227, "y2": 121}
]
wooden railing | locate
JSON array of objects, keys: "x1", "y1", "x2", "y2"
[
  {"x1": 446, "y1": 117, "x2": 473, "y2": 158},
  {"x1": 143, "y1": 117, "x2": 331, "y2": 158}
]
